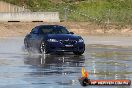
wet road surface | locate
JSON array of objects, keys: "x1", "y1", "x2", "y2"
[{"x1": 0, "y1": 37, "x2": 131, "y2": 88}]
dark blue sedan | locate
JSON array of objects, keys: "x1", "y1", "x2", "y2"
[{"x1": 24, "y1": 25, "x2": 85, "y2": 55}]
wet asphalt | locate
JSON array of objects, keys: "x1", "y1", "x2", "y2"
[{"x1": 0, "y1": 37, "x2": 131, "y2": 88}]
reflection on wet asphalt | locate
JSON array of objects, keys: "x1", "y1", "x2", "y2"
[{"x1": 0, "y1": 38, "x2": 131, "y2": 88}]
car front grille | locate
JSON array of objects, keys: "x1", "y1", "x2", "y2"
[{"x1": 60, "y1": 40, "x2": 77, "y2": 45}]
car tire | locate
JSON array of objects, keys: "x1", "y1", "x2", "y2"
[
  {"x1": 24, "y1": 39, "x2": 31, "y2": 52},
  {"x1": 24, "y1": 39, "x2": 28, "y2": 49},
  {"x1": 73, "y1": 51, "x2": 84, "y2": 55},
  {"x1": 40, "y1": 41, "x2": 48, "y2": 54}
]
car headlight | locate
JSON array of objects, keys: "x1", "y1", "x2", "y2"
[
  {"x1": 78, "y1": 39, "x2": 84, "y2": 42},
  {"x1": 47, "y1": 39, "x2": 58, "y2": 42}
]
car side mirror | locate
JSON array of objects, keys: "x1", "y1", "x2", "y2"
[{"x1": 70, "y1": 32, "x2": 74, "y2": 34}]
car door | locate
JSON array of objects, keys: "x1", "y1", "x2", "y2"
[{"x1": 28, "y1": 27, "x2": 43, "y2": 48}]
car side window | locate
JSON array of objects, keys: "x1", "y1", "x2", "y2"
[{"x1": 31, "y1": 28, "x2": 39, "y2": 34}]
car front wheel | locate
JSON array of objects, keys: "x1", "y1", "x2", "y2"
[
  {"x1": 24, "y1": 39, "x2": 31, "y2": 52},
  {"x1": 40, "y1": 41, "x2": 48, "y2": 54}
]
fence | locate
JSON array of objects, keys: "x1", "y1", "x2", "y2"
[
  {"x1": 0, "y1": 1, "x2": 131, "y2": 24},
  {"x1": 0, "y1": 1, "x2": 30, "y2": 12},
  {"x1": 0, "y1": 12, "x2": 60, "y2": 22},
  {"x1": 0, "y1": 1, "x2": 60, "y2": 22}
]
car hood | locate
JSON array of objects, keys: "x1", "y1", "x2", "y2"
[{"x1": 47, "y1": 34, "x2": 81, "y2": 40}]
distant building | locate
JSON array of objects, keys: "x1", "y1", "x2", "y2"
[{"x1": 0, "y1": 1, "x2": 30, "y2": 12}]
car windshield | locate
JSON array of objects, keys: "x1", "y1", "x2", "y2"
[
  {"x1": 40, "y1": 26, "x2": 70, "y2": 34},
  {"x1": 51, "y1": 28, "x2": 70, "y2": 34}
]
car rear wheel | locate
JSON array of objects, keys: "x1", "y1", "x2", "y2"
[
  {"x1": 24, "y1": 39, "x2": 31, "y2": 52},
  {"x1": 73, "y1": 51, "x2": 84, "y2": 55},
  {"x1": 40, "y1": 41, "x2": 48, "y2": 54},
  {"x1": 24, "y1": 39, "x2": 28, "y2": 49}
]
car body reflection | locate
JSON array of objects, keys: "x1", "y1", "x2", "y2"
[{"x1": 24, "y1": 54, "x2": 85, "y2": 76}]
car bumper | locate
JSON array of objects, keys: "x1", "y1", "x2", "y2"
[{"x1": 46, "y1": 42, "x2": 85, "y2": 52}]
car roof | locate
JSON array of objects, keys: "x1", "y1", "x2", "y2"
[{"x1": 35, "y1": 25, "x2": 65, "y2": 29}]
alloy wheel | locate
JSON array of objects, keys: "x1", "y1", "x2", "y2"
[{"x1": 40, "y1": 42, "x2": 46, "y2": 54}]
